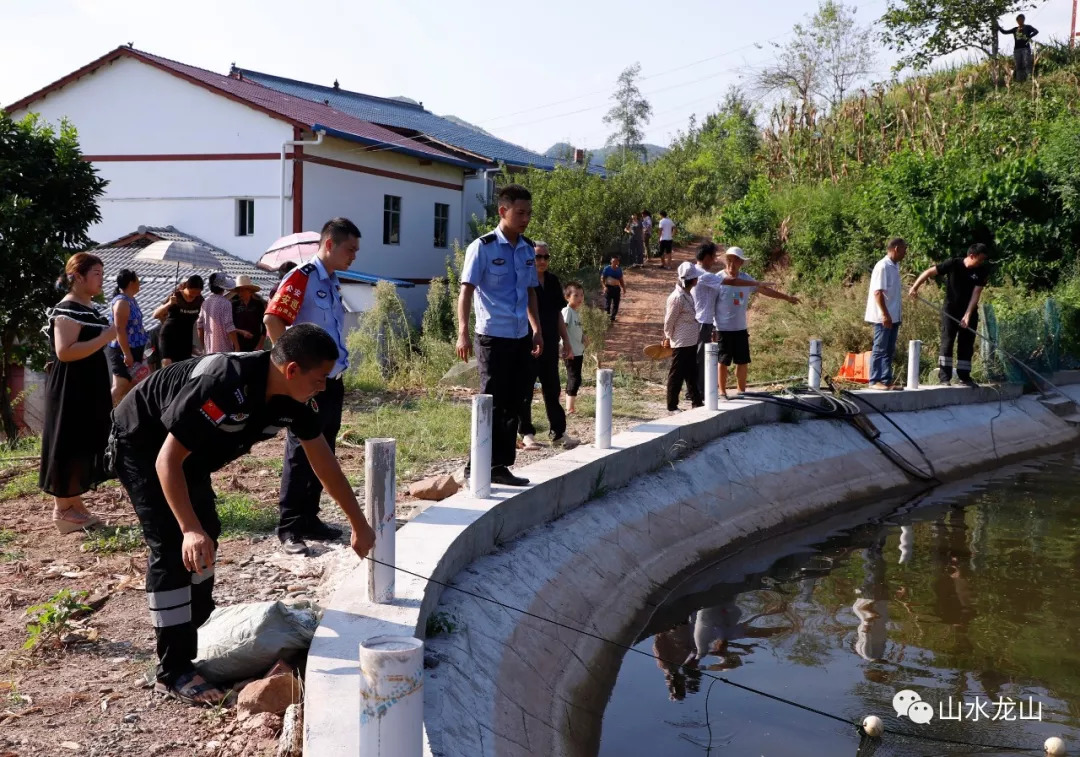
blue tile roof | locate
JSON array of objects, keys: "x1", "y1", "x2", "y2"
[{"x1": 237, "y1": 69, "x2": 604, "y2": 175}]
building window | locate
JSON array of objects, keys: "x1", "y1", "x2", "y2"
[
  {"x1": 236, "y1": 199, "x2": 255, "y2": 236},
  {"x1": 434, "y1": 203, "x2": 450, "y2": 248},
  {"x1": 383, "y1": 195, "x2": 401, "y2": 245}
]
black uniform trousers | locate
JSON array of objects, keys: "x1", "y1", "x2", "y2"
[
  {"x1": 694, "y1": 322, "x2": 715, "y2": 399},
  {"x1": 668, "y1": 345, "x2": 702, "y2": 411},
  {"x1": 278, "y1": 376, "x2": 344, "y2": 537},
  {"x1": 938, "y1": 310, "x2": 978, "y2": 382},
  {"x1": 115, "y1": 439, "x2": 220, "y2": 686},
  {"x1": 475, "y1": 334, "x2": 532, "y2": 469},
  {"x1": 519, "y1": 336, "x2": 567, "y2": 439}
]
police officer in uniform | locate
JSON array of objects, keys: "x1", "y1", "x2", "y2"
[
  {"x1": 264, "y1": 218, "x2": 358, "y2": 554},
  {"x1": 111, "y1": 324, "x2": 375, "y2": 705},
  {"x1": 456, "y1": 184, "x2": 543, "y2": 487}
]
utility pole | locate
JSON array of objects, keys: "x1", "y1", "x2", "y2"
[{"x1": 1072, "y1": 0, "x2": 1078, "y2": 49}]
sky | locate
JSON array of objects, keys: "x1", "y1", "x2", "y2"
[{"x1": 2, "y1": 0, "x2": 1075, "y2": 154}]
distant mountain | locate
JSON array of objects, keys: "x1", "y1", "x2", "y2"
[
  {"x1": 440, "y1": 114, "x2": 494, "y2": 137},
  {"x1": 544, "y1": 142, "x2": 669, "y2": 165}
]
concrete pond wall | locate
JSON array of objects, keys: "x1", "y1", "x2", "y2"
[{"x1": 304, "y1": 383, "x2": 1080, "y2": 756}]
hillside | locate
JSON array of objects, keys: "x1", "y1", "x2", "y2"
[{"x1": 544, "y1": 141, "x2": 669, "y2": 165}]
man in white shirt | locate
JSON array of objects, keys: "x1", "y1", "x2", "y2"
[
  {"x1": 657, "y1": 211, "x2": 676, "y2": 269},
  {"x1": 864, "y1": 238, "x2": 907, "y2": 389}
]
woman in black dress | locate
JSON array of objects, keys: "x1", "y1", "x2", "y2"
[
  {"x1": 152, "y1": 275, "x2": 204, "y2": 366},
  {"x1": 39, "y1": 253, "x2": 116, "y2": 533}
]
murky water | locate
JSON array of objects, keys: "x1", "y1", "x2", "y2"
[{"x1": 599, "y1": 453, "x2": 1080, "y2": 756}]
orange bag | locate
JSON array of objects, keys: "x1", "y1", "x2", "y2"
[{"x1": 835, "y1": 351, "x2": 872, "y2": 383}]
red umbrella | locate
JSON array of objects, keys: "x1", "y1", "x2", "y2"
[{"x1": 258, "y1": 231, "x2": 321, "y2": 271}]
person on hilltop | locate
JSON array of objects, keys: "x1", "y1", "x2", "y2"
[
  {"x1": 197, "y1": 272, "x2": 241, "y2": 355},
  {"x1": 657, "y1": 211, "x2": 676, "y2": 269},
  {"x1": 601, "y1": 255, "x2": 626, "y2": 323},
  {"x1": 456, "y1": 184, "x2": 543, "y2": 488},
  {"x1": 39, "y1": 253, "x2": 115, "y2": 533},
  {"x1": 518, "y1": 242, "x2": 579, "y2": 452},
  {"x1": 111, "y1": 324, "x2": 375, "y2": 706},
  {"x1": 561, "y1": 281, "x2": 587, "y2": 415},
  {"x1": 664, "y1": 262, "x2": 704, "y2": 412},
  {"x1": 105, "y1": 268, "x2": 149, "y2": 405},
  {"x1": 865, "y1": 238, "x2": 907, "y2": 390},
  {"x1": 153, "y1": 275, "x2": 204, "y2": 367},
  {"x1": 264, "y1": 218, "x2": 358, "y2": 555},
  {"x1": 908, "y1": 242, "x2": 991, "y2": 388},
  {"x1": 229, "y1": 275, "x2": 267, "y2": 351},
  {"x1": 998, "y1": 14, "x2": 1038, "y2": 83},
  {"x1": 713, "y1": 247, "x2": 799, "y2": 398}
]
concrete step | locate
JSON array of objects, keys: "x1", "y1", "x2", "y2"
[
  {"x1": 1039, "y1": 395, "x2": 1078, "y2": 417},
  {"x1": 1060, "y1": 413, "x2": 1080, "y2": 427}
]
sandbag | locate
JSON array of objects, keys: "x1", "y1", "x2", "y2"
[{"x1": 195, "y1": 601, "x2": 320, "y2": 682}]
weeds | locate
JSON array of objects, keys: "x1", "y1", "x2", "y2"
[
  {"x1": 0, "y1": 472, "x2": 39, "y2": 502},
  {"x1": 0, "y1": 529, "x2": 21, "y2": 563},
  {"x1": 81, "y1": 526, "x2": 144, "y2": 555},
  {"x1": 24, "y1": 589, "x2": 91, "y2": 652},
  {"x1": 217, "y1": 494, "x2": 277, "y2": 538},
  {"x1": 425, "y1": 611, "x2": 460, "y2": 637}
]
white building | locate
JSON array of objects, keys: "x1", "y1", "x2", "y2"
[{"x1": 6, "y1": 46, "x2": 484, "y2": 318}]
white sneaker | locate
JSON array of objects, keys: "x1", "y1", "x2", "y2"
[
  {"x1": 522, "y1": 434, "x2": 544, "y2": 451},
  {"x1": 552, "y1": 433, "x2": 580, "y2": 450}
]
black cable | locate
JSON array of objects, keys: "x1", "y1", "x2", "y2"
[{"x1": 366, "y1": 555, "x2": 1039, "y2": 753}]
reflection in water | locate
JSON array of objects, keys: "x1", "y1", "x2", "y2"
[{"x1": 600, "y1": 454, "x2": 1080, "y2": 756}]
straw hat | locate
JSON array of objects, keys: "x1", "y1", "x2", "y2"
[{"x1": 230, "y1": 274, "x2": 261, "y2": 293}]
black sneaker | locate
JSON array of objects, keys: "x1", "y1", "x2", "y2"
[
  {"x1": 490, "y1": 466, "x2": 529, "y2": 487},
  {"x1": 301, "y1": 517, "x2": 344, "y2": 541},
  {"x1": 279, "y1": 534, "x2": 309, "y2": 556},
  {"x1": 958, "y1": 377, "x2": 979, "y2": 388}
]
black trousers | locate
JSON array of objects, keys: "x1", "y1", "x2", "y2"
[
  {"x1": 520, "y1": 344, "x2": 567, "y2": 438},
  {"x1": 278, "y1": 376, "x2": 344, "y2": 537},
  {"x1": 115, "y1": 439, "x2": 220, "y2": 686},
  {"x1": 668, "y1": 345, "x2": 702, "y2": 411},
  {"x1": 605, "y1": 286, "x2": 622, "y2": 320},
  {"x1": 565, "y1": 355, "x2": 584, "y2": 396},
  {"x1": 694, "y1": 323, "x2": 714, "y2": 399},
  {"x1": 939, "y1": 311, "x2": 977, "y2": 381},
  {"x1": 476, "y1": 334, "x2": 533, "y2": 469}
]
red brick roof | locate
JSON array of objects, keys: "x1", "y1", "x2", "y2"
[{"x1": 6, "y1": 46, "x2": 476, "y2": 168}]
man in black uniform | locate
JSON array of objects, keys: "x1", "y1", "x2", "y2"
[
  {"x1": 908, "y1": 243, "x2": 990, "y2": 387},
  {"x1": 112, "y1": 324, "x2": 375, "y2": 705}
]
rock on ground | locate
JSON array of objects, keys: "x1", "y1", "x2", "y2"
[
  {"x1": 238, "y1": 674, "x2": 301, "y2": 718},
  {"x1": 407, "y1": 474, "x2": 461, "y2": 501}
]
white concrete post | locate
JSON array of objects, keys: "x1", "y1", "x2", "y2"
[
  {"x1": 358, "y1": 636, "x2": 424, "y2": 757},
  {"x1": 808, "y1": 339, "x2": 823, "y2": 390},
  {"x1": 595, "y1": 369, "x2": 613, "y2": 449},
  {"x1": 470, "y1": 394, "x2": 492, "y2": 498},
  {"x1": 907, "y1": 340, "x2": 922, "y2": 390},
  {"x1": 704, "y1": 343, "x2": 719, "y2": 410},
  {"x1": 899, "y1": 525, "x2": 914, "y2": 565},
  {"x1": 364, "y1": 438, "x2": 396, "y2": 604}
]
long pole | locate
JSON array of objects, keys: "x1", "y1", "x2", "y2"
[
  {"x1": 364, "y1": 438, "x2": 396, "y2": 604},
  {"x1": 1073, "y1": 0, "x2": 1078, "y2": 49},
  {"x1": 595, "y1": 369, "x2": 613, "y2": 449},
  {"x1": 470, "y1": 394, "x2": 492, "y2": 498}
]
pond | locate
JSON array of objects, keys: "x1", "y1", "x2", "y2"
[{"x1": 599, "y1": 453, "x2": 1080, "y2": 756}]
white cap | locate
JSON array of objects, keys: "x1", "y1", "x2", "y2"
[
  {"x1": 677, "y1": 261, "x2": 701, "y2": 280},
  {"x1": 724, "y1": 246, "x2": 748, "y2": 261}
]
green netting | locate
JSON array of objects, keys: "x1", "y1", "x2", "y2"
[{"x1": 981, "y1": 299, "x2": 1065, "y2": 384}]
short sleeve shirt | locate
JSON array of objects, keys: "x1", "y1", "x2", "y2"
[
  {"x1": 197, "y1": 293, "x2": 237, "y2": 354},
  {"x1": 714, "y1": 272, "x2": 757, "y2": 332},
  {"x1": 692, "y1": 267, "x2": 721, "y2": 325},
  {"x1": 601, "y1": 266, "x2": 624, "y2": 287},
  {"x1": 561, "y1": 306, "x2": 585, "y2": 356},
  {"x1": 865, "y1": 256, "x2": 902, "y2": 324},
  {"x1": 532, "y1": 271, "x2": 566, "y2": 341},
  {"x1": 265, "y1": 258, "x2": 348, "y2": 377},
  {"x1": 659, "y1": 218, "x2": 675, "y2": 241},
  {"x1": 936, "y1": 258, "x2": 989, "y2": 312},
  {"x1": 113, "y1": 351, "x2": 320, "y2": 471},
  {"x1": 461, "y1": 227, "x2": 538, "y2": 339},
  {"x1": 642, "y1": 217, "x2": 653, "y2": 234}
]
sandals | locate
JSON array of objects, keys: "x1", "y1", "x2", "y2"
[
  {"x1": 53, "y1": 507, "x2": 102, "y2": 534},
  {"x1": 155, "y1": 671, "x2": 227, "y2": 706}
]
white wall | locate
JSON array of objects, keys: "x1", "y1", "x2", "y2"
[
  {"x1": 463, "y1": 173, "x2": 492, "y2": 240},
  {"x1": 302, "y1": 138, "x2": 465, "y2": 283}
]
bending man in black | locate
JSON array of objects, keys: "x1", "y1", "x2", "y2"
[{"x1": 112, "y1": 324, "x2": 375, "y2": 705}]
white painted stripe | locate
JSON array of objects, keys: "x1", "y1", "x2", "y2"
[
  {"x1": 150, "y1": 604, "x2": 192, "y2": 628},
  {"x1": 147, "y1": 586, "x2": 191, "y2": 610},
  {"x1": 938, "y1": 356, "x2": 953, "y2": 365},
  {"x1": 957, "y1": 360, "x2": 972, "y2": 370},
  {"x1": 190, "y1": 568, "x2": 215, "y2": 585}
]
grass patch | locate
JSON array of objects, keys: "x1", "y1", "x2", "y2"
[
  {"x1": 0, "y1": 472, "x2": 39, "y2": 502},
  {"x1": 238, "y1": 455, "x2": 284, "y2": 475},
  {"x1": 0, "y1": 529, "x2": 22, "y2": 562},
  {"x1": 81, "y1": 526, "x2": 144, "y2": 555},
  {"x1": 0, "y1": 437, "x2": 40, "y2": 465},
  {"x1": 217, "y1": 493, "x2": 278, "y2": 538},
  {"x1": 340, "y1": 394, "x2": 470, "y2": 479}
]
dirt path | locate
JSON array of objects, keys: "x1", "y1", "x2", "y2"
[{"x1": 600, "y1": 243, "x2": 698, "y2": 363}]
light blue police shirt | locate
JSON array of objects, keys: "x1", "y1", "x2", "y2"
[
  {"x1": 461, "y1": 227, "x2": 538, "y2": 339},
  {"x1": 267, "y1": 257, "x2": 349, "y2": 378}
]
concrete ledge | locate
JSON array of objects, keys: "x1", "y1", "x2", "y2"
[{"x1": 304, "y1": 384, "x2": 1075, "y2": 756}]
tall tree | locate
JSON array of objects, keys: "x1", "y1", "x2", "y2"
[
  {"x1": 755, "y1": 1, "x2": 876, "y2": 112},
  {"x1": 880, "y1": 0, "x2": 1050, "y2": 70},
  {"x1": 0, "y1": 113, "x2": 106, "y2": 441},
  {"x1": 603, "y1": 63, "x2": 653, "y2": 161}
]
